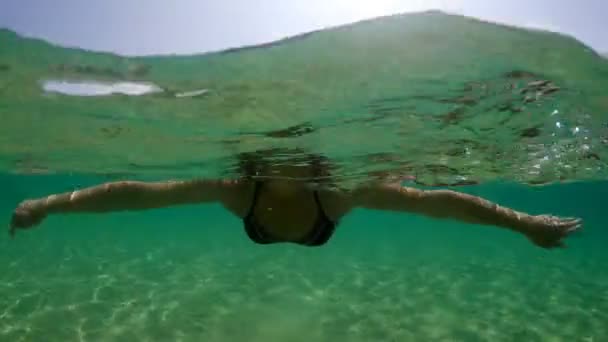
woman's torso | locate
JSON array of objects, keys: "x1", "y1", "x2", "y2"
[{"x1": 219, "y1": 180, "x2": 353, "y2": 244}]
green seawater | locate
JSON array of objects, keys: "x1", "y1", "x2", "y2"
[
  {"x1": 2, "y1": 175, "x2": 607, "y2": 341},
  {"x1": 1, "y1": 11, "x2": 608, "y2": 185},
  {"x1": 1, "y1": 10, "x2": 608, "y2": 341}
]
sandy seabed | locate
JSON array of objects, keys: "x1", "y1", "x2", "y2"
[{"x1": 1, "y1": 213, "x2": 606, "y2": 342}]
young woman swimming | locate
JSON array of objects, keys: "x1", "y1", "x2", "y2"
[{"x1": 9, "y1": 150, "x2": 581, "y2": 249}]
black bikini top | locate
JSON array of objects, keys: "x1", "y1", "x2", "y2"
[{"x1": 242, "y1": 181, "x2": 337, "y2": 246}]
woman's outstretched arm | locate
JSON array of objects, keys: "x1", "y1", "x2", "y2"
[
  {"x1": 351, "y1": 184, "x2": 582, "y2": 249},
  {"x1": 9, "y1": 179, "x2": 244, "y2": 237}
]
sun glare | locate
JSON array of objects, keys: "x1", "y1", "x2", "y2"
[{"x1": 331, "y1": 0, "x2": 449, "y2": 23}]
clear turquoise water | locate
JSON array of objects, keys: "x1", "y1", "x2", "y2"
[
  {"x1": 2, "y1": 174, "x2": 607, "y2": 341},
  {"x1": 2, "y1": 10, "x2": 608, "y2": 341},
  {"x1": 2, "y1": 11, "x2": 608, "y2": 185}
]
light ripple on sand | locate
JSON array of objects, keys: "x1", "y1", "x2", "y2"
[{"x1": 1, "y1": 224, "x2": 607, "y2": 342}]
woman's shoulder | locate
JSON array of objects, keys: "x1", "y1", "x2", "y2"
[
  {"x1": 317, "y1": 187, "x2": 355, "y2": 221},
  {"x1": 218, "y1": 179, "x2": 256, "y2": 218}
]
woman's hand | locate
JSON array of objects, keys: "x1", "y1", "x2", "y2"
[
  {"x1": 9, "y1": 200, "x2": 47, "y2": 238},
  {"x1": 523, "y1": 215, "x2": 582, "y2": 249}
]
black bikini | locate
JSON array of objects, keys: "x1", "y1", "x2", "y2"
[{"x1": 243, "y1": 181, "x2": 337, "y2": 246}]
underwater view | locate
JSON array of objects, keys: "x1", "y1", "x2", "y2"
[{"x1": 1, "y1": 10, "x2": 608, "y2": 341}]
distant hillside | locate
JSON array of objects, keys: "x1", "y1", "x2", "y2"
[
  {"x1": 1, "y1": 10, "x2": 605, "y2": 94},
  {"x1": 1, "y1": 10, "x2": 605, "y2": 101},
  {"x1": 1, "y1": 10, "x2": 602, "y2": 85}
]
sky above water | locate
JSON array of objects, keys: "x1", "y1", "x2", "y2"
[{"x1": 1, "y1": 0, "x2": 606, "y2": 55}]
